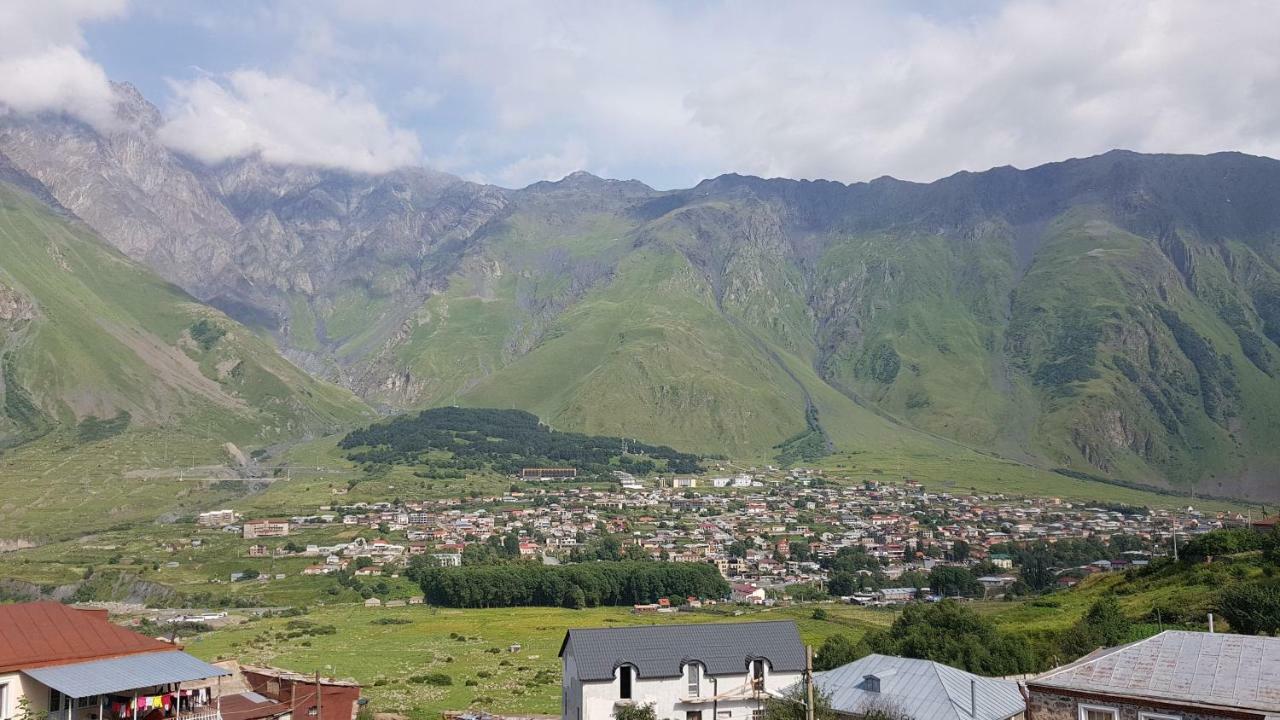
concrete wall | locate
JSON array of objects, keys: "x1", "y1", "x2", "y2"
[{"x1": 1027, "y1": 688, "x2": 1255, "y2": 720}]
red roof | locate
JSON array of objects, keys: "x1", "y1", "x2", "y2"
[{"x1": 0, "y1": 601, "x2": 176, "y2": 673}]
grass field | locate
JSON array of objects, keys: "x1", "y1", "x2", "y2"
[{"x1": 185, "y1": 603, "x2": 894, "y2": 720}]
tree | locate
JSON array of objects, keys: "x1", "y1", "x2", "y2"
[
  {"x1": 761, "y1": 685, "x2": 836, "y2": 720},
  {"x1": 1019, "y1": 548, "x2": 1056, "y2": 592},
  {"x1": 1059, "y1": 596, "x2": 1135, "y2": 658},
  {"x1": 862, "y1": 600, "x2": 1036, "y2": 675},
  {"x1": 814, "y1": 633, "x2": 864, "y2": 671},
  {"x1": 613, "y1": 704, "x2": 656, "y2": 720},
  {"x1": 1216, "y1": 580, "x2": 1280, "y2": 635},
  {"x1": 826, "y1": 571, "x2": 860, "y2": 597},
  {"x1": 929, "y1": 566, "x2": 982, "y2": 598},
  {"x1": 948, "y1": 540, "x2": 970, "y2": 562}
]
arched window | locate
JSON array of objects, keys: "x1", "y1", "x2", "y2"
[{"x1": 617, "y1": 664, "x2": 636, "y2": 699}]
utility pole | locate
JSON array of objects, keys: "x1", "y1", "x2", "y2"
[
  {"x1": 315, "y1": 670, "x2": 323, "y2": 720},
  {"x1": 805, "y1": 645, "x2": 815, "y2": 720}
]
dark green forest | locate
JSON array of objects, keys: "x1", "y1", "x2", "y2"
[
  {"x1": 339, "y1": 407, "x2": 702, "y2": 475},
  {"x1": 405, "y1": 558, "x2": 729, "y2": 608}
]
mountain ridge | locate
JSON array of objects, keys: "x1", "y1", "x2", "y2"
[{"x1": 3, "y1": 85, "x2": 1280, "y2": 500}]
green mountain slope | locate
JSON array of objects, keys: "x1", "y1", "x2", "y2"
[
  {"x1": 0, "y1": 180, "x2": 372, "y2": 449},
  {"x1": 337, "y1": 154, "x2": 1280, "y2": 500},
  {"x1": 4, "y1": 99, "x2": 1279, "y2": 501}
]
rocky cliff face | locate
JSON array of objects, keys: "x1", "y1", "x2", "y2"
[{"x1": 4, "y1": 84, "x2": 1280, "y2": 498}]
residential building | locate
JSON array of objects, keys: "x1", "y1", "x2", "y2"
[
  {"x1": 559, "y1": 620, "x2": 805, "y2": 720},
  {"x1": 730, "y1": 584, "x2": 766, "y2": 604},
  {"x1": 197, "y1": 510, "x2": 238, "y2": 527},
  {"x1": 0, "y1": 602, "x2": 228, "y2": 720},
  {"x1": 814, "y1": 654, "x2": 1024, "y2": 720},
  {"x1": 1025, "y1": 631, "x2": 1280, "y2": 720},
  {"x1": 242, "y1": 520, "x2": 289, "y2": 539}
]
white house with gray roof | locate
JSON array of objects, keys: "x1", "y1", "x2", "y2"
[
  {"x1": 558, "y1": 621, "x2": 805, "y2": 720},
  {"x1": 814, "y1": 654, "x2": 1025, "y2": 720}
]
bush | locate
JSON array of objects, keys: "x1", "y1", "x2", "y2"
[{"x1": 407, "y1": 673, "x2": 453, "y2": 686}]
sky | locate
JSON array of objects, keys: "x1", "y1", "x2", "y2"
[{"x1": 1, "y1": 1, "x2": 1279, "y2": 189}]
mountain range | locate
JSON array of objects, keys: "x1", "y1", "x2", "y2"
[{"x1": 3, "y1": 82, "x2": 1280, "y2": 500}]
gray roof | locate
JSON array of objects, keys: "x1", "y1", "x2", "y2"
[
  {"x1": 24, "y1": 651, "x2": 230, "y2": 698},
  {"x1": 814, "y1": 654, "x2": 1025, "y2": 720},
  {"x1": 560, "y1": 621, "x2": 804, "y2": 681},
  {"x1": 1030, "y1": 630, "x2": 1280, "y2": 713}
]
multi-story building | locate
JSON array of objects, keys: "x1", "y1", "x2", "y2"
[
  {"x1": 559, "y1": 620, "x2": 805, "y2": 720},
  {"x1": 241, "y1": 520, "x2": 289, "y2": 539}
]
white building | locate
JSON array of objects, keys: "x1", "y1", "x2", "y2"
[{"x1": 559, "y1": 621, "x2": 805, "y2": 720}]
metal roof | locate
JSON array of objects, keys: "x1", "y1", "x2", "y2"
[
  {"x1": 24, "y1": 651, "x2": 231, "y2": 698},
  {"x1": 560, "y1": 620, "x2": 805, "y2": 682},
  {"x1": 814, "y1": 654, "x2": 1025, "y2": 720},
  {"x1": 1030, "y1": 630, "x2": 1280, "y2": 713},
  {"x1": 0, "y1": 602, "x2": 176, "y2": 673}
]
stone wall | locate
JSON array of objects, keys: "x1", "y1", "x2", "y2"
[{"x1": 1027, "y1": 688, "x2": 1256, "y2": 720}]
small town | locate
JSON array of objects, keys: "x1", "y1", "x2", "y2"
[{"x1": 197, "y1": 469, "x2": 1266, "y2": 605}]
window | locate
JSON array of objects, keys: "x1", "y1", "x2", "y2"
[
  {"x1": 619, "y1": 666, "x2": 633, "y2": 700},
  {"x1": 1078, "y1": 704, "x2": 1119, "y2": 720},
  {"x1": 686, "y1": 712, "x2": 703, "y2": 720},
  {"x1": 1, "y1": 682, "x2": 9, "y2": 720},
  {"x1": 750, "y1": 659, "x2": 765, "y2": 690},
  {"x1": 688, "y1": 663, "x2": 701, "y2": 697},
  {"x1": 1138, "y1": 714, "x2": 1181, "y2": 720}
]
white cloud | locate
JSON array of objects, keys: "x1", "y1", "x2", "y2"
[
  {"x1": 156, "y1": 71, "x2": 421, "y2": 173},
  {"x1": 306, "y1": 0, "x2": 1280, "y2": 186},
  {"x1": 0, "y1": 0, "x2": 127, "y2": 131}
]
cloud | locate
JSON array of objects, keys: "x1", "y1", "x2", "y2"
[
  {"x1": 0, "y1": 0, "x2": 127, "y2": 131},
  {"x1": 156, "y1": 71, "x2": 421, "y2": 173},
  {"x1": 296, "y1": 0, "x2": 1280, "y2": 186}
]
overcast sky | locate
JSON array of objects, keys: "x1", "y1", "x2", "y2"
[{"x1": 2, "y1": 0, "x2": 1279, "y2": 188}]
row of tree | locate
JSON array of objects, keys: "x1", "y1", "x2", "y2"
[{"x1": 406, "y1": 557, "x2": 729, "y2": 608}]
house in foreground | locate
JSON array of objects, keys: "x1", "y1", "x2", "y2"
[
  {"x1": 559, "y1": 621, "x2": 805, "y2": 720},
  {"x1": 813, "y1": 654, "x2": 1025, "y2": 720},
  {"x1": 0, "y1": 602, "x2": 229, "y2": 720},
  {"x1": 1026, "y1": 630, "x2": 1280, "y2": 720}
]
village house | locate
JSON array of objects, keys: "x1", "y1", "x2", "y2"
[
  {"x1": 814, "y1": 654, "x2": 1025, "y2": 720},
  {"x1": 559, "y1": 621, "x2": 805, "y2": 720},
  {"x1": 0, "y1": 602, "x2": 229, "y2": 720},
  {"x1": 1025, "y1": 630, "x2": 1280, "y2": 720}
]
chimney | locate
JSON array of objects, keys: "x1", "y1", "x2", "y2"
[
  {"x1": 1208, "y1": 613, "x2": 1215, "y2": 633},
  {"x1": 970, "y1": 679, "x2": 977, "y2": 717}
]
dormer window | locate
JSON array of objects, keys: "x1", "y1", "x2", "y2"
[
  {"x1": 619, "y1": 665, "x2": 634, "y2": 699},
  {"x1": 750, "y1": 659, "x2": 766, "y2": 689},
  {"x1": 688, "y1": 663, "x2": 702, "y2": 697}
]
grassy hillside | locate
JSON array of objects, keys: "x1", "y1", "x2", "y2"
[{"x1": 0, "y1": 181, "x2": 372, "y2": 540}]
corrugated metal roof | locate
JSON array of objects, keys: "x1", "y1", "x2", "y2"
[
  {"x1": 814, "y1": 654, "x2": 1025, "y2": 720},
  {"x1": 24, "y1": 651, "x2": 230, "y2": 698},
  {"x1": 0, "y1": 602, "x2": 176, "y2": 673},
  {"x1": 1031, "y1": 630, "x2": 1280, "y2": 713},
  {"x1": 560, "y1": 621, "x2": 805, "y2": 681}
]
